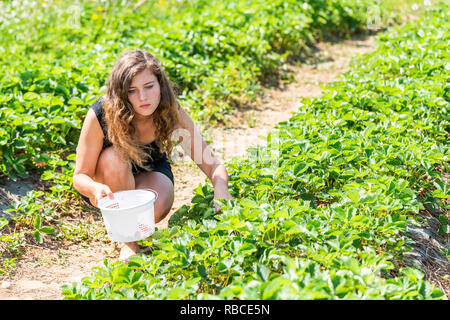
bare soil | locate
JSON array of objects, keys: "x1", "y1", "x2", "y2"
[{"x1": 1, "y1": 33, "x2": 447, "y2": 300}]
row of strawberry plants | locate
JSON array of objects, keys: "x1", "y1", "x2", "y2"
[
  {"x1": 0, "y1": 0, "x2": 391, "y2": 181},
  {"x1": 0, "y1": 0, "x2": 389, "y2": 272},
  {"x1": 61, "y1": 3, "x2": 449, "y2": 299}
]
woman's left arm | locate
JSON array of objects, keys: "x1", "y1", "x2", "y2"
[{"x1": 176, "y1": 106, "x2": 233, "y2": 210}]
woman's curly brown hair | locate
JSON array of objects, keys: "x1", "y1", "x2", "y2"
[{"x1": 103, "y1": 49, "x2": 182, "y2": 169}]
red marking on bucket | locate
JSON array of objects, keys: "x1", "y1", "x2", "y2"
[{"x1": 138, "y1": 223, "x2": 152, "y2": 235}]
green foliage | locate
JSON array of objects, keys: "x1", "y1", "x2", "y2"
[
  {"x1": 0, "y1": 0, "x2": 387, "y2": 181},
  {"x1": 61, "y1": 2, "x2": 449, "y2": 300},
  {"x1": 0, "y1": 0, "x2": 387, "y2": 274}
]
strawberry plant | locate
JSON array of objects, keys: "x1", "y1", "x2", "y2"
[
  {"x1": 61, "y1": 2, "x2": 449, "y2": 300},
  {"x1": 1, "y1": 0, "x2": 391, "y2": 273},
  {"x1": 0, "y1": 0, "x2": 389, "y2": 181}
]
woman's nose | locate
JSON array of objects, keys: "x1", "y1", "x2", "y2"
[{"x1": 138, "y1": 89, "x2": 147, "y2": 101}]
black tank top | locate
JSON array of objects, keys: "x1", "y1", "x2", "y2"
[{"x1": 90, "y1": 97, "x2": 168, "y2": 167}]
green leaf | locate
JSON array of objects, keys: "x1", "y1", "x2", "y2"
[
  {"x1": 262, "y1": 277, "x2": 289, "y2": 299},
  {"x1": 217, "y1": 258, "x2": 234, "y2": 273},
  {"x1": 23, "y1": 92, "x2": 39, "y2": 101},
  {"x1": 293, "y1": 162, "x2": 308, "y2": 176},
  {"x1": 33, "y1": 230, "x2": 43, "y2": 244},
  {"x1": 68, "y1": 97, "x2": 84, "y2": 105},
  {"x1": 169, "y1": 226, "x2": 180, "y2": 237},
  {"x1": 346, "y1": 189, "x2": 360, "y2": 203},
  {"x1": 66, "y1": 153, "x2": 76, "y2": 161},
  {"x1": 39, "y1": 226, "x2": 55, "y2": 234},
  {"x1": 191, "y1": 194, "x2": 205, "y2": 204},
  {"x1": 0, "y1": 217, "x2": 8, "y2": 230},
  {"x1": 50, "y1": 96, "x2": 64, "y2": 106},
  {"x1": 342, "y1": 112, "x2": 355, "y2": 121},
  {"x1": 432, "y1": 189, "x2": 449, "y2": 199},
  {"x1": 166, "y1": 287, "x2": 189, "y2": 299},
  {"x1": 240, "y1": 199, "x2": 259, "y2": 209},
  {"x1": 33, "y1": 214, "x2": 42, "y2": 229},
  {"x1": 432, "y1": 180, "x2": 445, "y2": 192},
  {"x1": 350, "y1": 215, "x2": 368, "y2": 226},
  {"x1": 13, "y1": 139, "x2": 26, "y2": 149},
  {"x1": 438, "y1": 214, "x2": 449, "y2": 235},
  {"x1": 363, "y1": 123, "x2": 376, "y2": 139},
  {"x1": 257, "y1": 264, "x2": 270, "y2": 282},
  {"x1": 197, "y1": 265, "x2": 208, "y2": 278}
]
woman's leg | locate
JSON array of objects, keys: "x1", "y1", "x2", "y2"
[
  {"x1": 93, "y1": 146, "x2": 135, "y2": 194},
  {"x1": 134, "y1": 171, "x2": 175, "y2": 224},
  {"x1": 92, "y1": 146, "x2": 138, "y2": 260},
  {"x1": 117, "y1": 171, "x2": 174, "y2": 260},
  {"x1": 93, "y1": 147, "x2": 175, "y2": 260}
]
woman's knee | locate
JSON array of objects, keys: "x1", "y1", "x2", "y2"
[{"x1": 95, "y1": 146, "x2": 135, "y2": 190}]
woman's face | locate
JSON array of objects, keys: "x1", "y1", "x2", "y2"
[{"x1": 127, "y1": 68, "x2": 161, "y2": 119}]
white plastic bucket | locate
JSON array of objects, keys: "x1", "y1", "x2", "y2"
[{"x1": 97, "y1": 189, "x2": 157, "y2": 242}]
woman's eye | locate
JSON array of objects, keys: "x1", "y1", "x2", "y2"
[{"x1": 128, "y1": 86, "x2": 152, "y2": 94}]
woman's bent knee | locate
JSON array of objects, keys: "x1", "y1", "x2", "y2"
[
  {"x1": 95, "y1": 146, "x2": 135, "y2": 191},
  {"x1": 96, "y1": 147, "x2": 127, "y2": 173}
]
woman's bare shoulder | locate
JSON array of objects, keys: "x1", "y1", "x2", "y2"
[{"x1": 80, "y1": 108, "x2": 104, "y2": 139}]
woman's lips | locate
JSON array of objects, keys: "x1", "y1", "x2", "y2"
[{"x1": 140, "y1": 104, "x2": 150, "y2": 108}]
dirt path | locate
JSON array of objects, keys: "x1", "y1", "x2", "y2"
[{"x1": 0, "y1": 34, "x2": 377, "y2": 300}]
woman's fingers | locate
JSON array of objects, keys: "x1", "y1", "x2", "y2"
[
  {"x1": 213, "y1": 199, "x2": 224, "y2": 212},
  {"x1": 213, "y1": 195, "x2": 234, "y2": 213},
  {"x1": 94, "y1": 184, "x2": 114, "y2": 206},
  {"x1": 103, "y1": 185, "x2": 114, "y2": 199}
]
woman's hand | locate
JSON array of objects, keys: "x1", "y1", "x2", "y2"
[
  {"x1": 91, "y1": 182, "x2": 114, "y2": 207},
  {"x1": 213, "y1": 184, "x2": 233, "y2": 212}
]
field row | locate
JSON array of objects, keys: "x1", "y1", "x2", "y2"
[
  {"x1": 61, "y1": 3, "x2": 449, "y2": 299},
  {"x1": 0, "y1": 0, "x2": 392, "y2": 180}
]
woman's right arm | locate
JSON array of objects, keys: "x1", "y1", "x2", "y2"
[{"x1": 72, "y1": 108, "x2": 114, "y2": 207}]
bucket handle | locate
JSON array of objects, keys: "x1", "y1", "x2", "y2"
[{"x1": 142, "y1": 188, "x2": 159, "y2": 201}]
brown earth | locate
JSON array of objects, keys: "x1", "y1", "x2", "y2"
[{"x1": 1, "y1": 32, "x2": 447, "y2": 300}]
